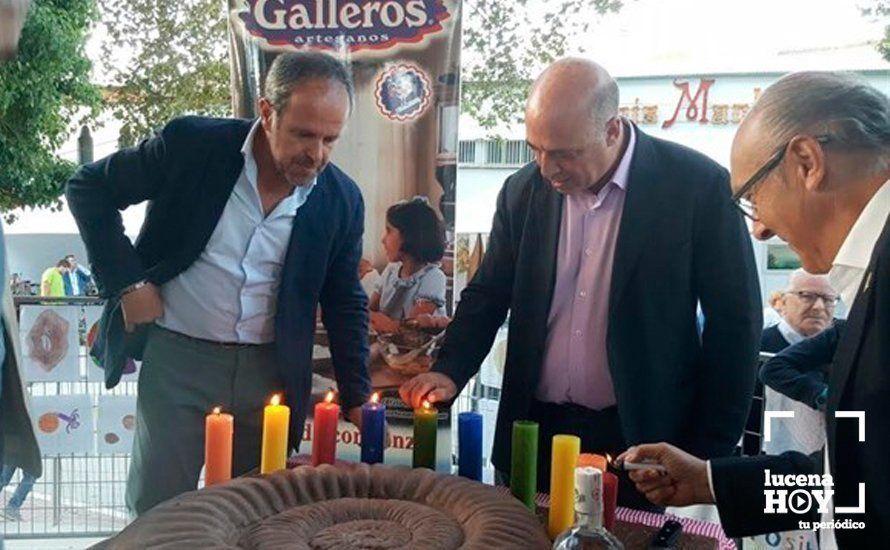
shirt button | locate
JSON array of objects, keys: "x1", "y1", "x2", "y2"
[
  {"x1": 584, "y1": 248, "x2": 593, "y2": 256},
  {"x1": 574, "y1": 329, "x2": 582, "y2": 337},
  {"x1": 579, "y1": 290, "x2": 587, "y2": 298}
]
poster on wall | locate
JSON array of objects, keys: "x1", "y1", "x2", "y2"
[
  {"x1": 96, "y1": 395, "x2": 138, "y2": 454},
  {"x1": 85, "y1": 306, "x2": 140, "y2": 384},
  {"x1": 31, "y1": 395, "x2": 94, "y2": 455},
  {"x1": 227, "y1": 0, "x2": 463, "y2": 453},
  {"x1": 19, "y1": 306, "x2": 81, "y2": 382}
]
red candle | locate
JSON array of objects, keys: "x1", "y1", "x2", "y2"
[
  {"x1": 311, "y1": 391, "x2": 339, "y2": 466},
  {"x1": 603, "y1": 454, "x2": 619, "y2": 530},
  {"x1": 603, "y1": 470, "x2": 619, "y2": 530}
]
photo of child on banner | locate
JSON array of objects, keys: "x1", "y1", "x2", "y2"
[{"x1": 226, "y1": 0, "x2": 463, "y2": 469}]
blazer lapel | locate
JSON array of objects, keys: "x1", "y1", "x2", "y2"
[
  {"x1": 609, "y1": 128, "x2": 661, "y2": 314},
  {"x1": 826, "y1": 217, "x2": 890, "y2": 463},
  {"x1": 523, "y1": 174, "x2": 563, "y2": 378},
  {"x1": 154, "y1": 123, "x2": 252, "y2": 283}
]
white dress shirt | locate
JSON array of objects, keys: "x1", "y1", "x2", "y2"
[{"x1": 157, "y1": 120, "x2": 316, "y2": 344}]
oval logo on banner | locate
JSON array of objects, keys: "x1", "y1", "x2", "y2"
[
  {"x1": 375, "y1": 62, "x2": 432, "y2": 121},
  {"x1": 235, "y1": 0, "x2": 452, "y2": 53}
]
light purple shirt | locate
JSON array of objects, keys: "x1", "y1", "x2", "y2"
[{"x1": 535, "y1": 122, "x2": 636, "y2": 410}]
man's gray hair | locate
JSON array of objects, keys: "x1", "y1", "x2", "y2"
[
  {"x1": 591, "y1": 77, "x2": 620, "y2": 130},
  {"x1": 263, "y1": 51, "x2": 354, "y2": 115},
  {"x1": 750, "y1": 71, "x2": 890, "y2": 174}
]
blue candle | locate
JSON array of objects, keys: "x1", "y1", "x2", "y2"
[
  {"x1": 361, "y1": 392, "x2": 385, "y2": 464},
  {"x1": 458, "y1": 411, "x2": 483, "y2": 481}
]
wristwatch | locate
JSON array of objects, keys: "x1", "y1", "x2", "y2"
[
  {"x1": 119, "y1": 280, "x2": 148, "y2": 297},
  {"x1": 814, "y1": 386, "x2": 828, "y2": 410}
]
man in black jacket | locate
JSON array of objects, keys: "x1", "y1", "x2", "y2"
[
  {"x1": 401, "y1": 58, "x2": 761, "y2": 508},
  {"x1": 66, "y1": 52, "x2": 371, "y2": 515},
  {"x1": 621, "y1": 71, "x2": 890, "y2": 548}
]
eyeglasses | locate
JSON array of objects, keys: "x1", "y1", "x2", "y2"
[
  {"x1": 785, "y1": 290, "x2": 839, "y2": 308},
  {"x1": 731, "y1": 135, "x2": 832, "y2": 222}
]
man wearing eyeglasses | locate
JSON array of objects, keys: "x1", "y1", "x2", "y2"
[
  {"x1": 759, "y1": 270, "x2": 837, "y2": 460},
  {"x1": 762, "y1": 269, "x2": 838, "y2": 356},
  {"x1": 620, "y1": 71, "x2": 890, "y2": 548}
]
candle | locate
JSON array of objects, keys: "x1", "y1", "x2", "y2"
[
  {"x1": 577, "y1": 453, "x2": 608, "y2": 473},
  {"x1": 360, "y1": 392, "x2": 386, "y2": 464},
  {"x1": 548, "y1": 434, "x2": 580, "y2": 539},
  {"x1": 458, "y1": 411, "x2": 483, "y2": 481},
  {"x1": 204, "y1": 406, "x2": 233, "y2": 487},
  {"x1": 260, "y1": 394, "x2": 290, "y2": 474},
  {"x1": 312, "y1": 390, "x2": 340, "y2": 466},
  {"x1": 412, "y1": 400, "x2": 438, "y2": 469},
  {"x1": 510, "y1": 420, "x2": 539, "y2": 510},
  {"x1": 602, "y1": 470, "x2": 619, "y2": 531}
]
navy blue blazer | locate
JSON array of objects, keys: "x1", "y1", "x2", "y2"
[
  {"x1": 759, "y1": 321, "x2": 845, "y2": 410},
  {"x1": 66, "y1": 116, "x2": 371, "y2": 447}
]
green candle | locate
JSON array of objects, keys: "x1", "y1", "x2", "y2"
[
  {"x1": 412, "y1": 400, "x2": 438, "y2": 469},
  {"x1": 510, "y1": 420, "x2": 539, "y2": 510}
]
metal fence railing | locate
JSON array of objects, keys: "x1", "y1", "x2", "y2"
[{"x1": 3, "y1": 298, "x2": 134, "y2": 541}]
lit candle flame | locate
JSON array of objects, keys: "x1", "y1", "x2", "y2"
[
  {"x1": 213, "y1": 406, "x2": 221, "y2": 415},
  {"x1": 606, "y1": 454, "x2": 613, "y2": 466},
  {"x1": 325, "y1": 391, "x2": 334, "y2": 404},
  {"x1": 422, "y1": 400, "x2": 431, "y2": 410},
  {"x1": 371, "y1": 392, "x2": 380, "y2": 404},
  {"x1": 270, "y1": 394, "x2": 280, "y2": 406}
]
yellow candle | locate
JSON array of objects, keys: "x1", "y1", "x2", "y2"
[
  {"x1": 548, "y1": 434, "x2": 580, "y2": 539},
  {"x1": 260, "y1": 394, "x2": 290, "y2": 474}
]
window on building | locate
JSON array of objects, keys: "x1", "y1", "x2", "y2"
[
  {"x1": 766, "y1": 243, "x2": 802, "y2": 270},
  {"x1": 458, "y1": 140, "x2": 476, "y2": 164}
]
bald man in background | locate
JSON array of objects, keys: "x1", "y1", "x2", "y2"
[
  {"x1": 401, "y1": 58, "x2": 761, "y2": 508},
  {"x1": 762, "y1": 269, "x2": 838, "y2": 354}
]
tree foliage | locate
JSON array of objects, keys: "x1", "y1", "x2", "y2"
[
  {"x1": 98, "y1": 0, "x2": 627, "y2": 142},
  {"x1": 461, "y1": 0, "x2": 624, "y2": 130},
  {"x1": 861, "y1": 1, "x2": 890, "y2": 62},
  {"x1": 98, "y1": 0, "x2": 231, "y2": 147},
  {"x1": 0, "y1": 0, "x2": 100, "y2": 213}
]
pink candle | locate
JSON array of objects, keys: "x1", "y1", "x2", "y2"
[{"x1": 311, "y1": 391, "x2": 339, "y2": 466}]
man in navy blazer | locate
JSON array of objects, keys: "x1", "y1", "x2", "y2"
[{"x1": 66, "y1": 52, "x2": 370, "y2": 514}]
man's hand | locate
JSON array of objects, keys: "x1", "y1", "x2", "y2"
[
  {"x1": 617, "y1": 442, "x2": 715, "y2": 507},
  {"x1": 399, "y1": 372, "x2": 457, "y2": 408},
  {"x1": 121, "y1": 283, "x2": 164, "y2": 333}
]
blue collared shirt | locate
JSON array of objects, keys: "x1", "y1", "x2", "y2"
[{"x1": 157, "y1": 120, "x2": 316, "y2": 344}]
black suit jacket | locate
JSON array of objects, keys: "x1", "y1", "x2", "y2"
[
  {"x1": 434, "y1": 125, "x2": 762, "y2": 473},
  {"x1": 761, "y1": 324, "x2": 792, "y2": 353},
  {"x1": 760, "y1": 321, "x2": 845, "y2": 410},
  {"x1": 65, "y1": 116, "x2": 371, "y2": 447},
  {"x1": 712, "y1": 215, "x2": 890, "y2": 546}
]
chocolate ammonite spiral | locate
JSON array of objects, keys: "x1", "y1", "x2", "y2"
[{"x1": 93, "y1": 464, "x2": 550, "y2": 549}]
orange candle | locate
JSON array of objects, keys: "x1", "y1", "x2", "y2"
[
  {"x1": 577, "y1": 453, "x2": 608, "y2": 473},
  {"x1": 260, "y1": 394, "x2": 290, "y2": 474},
  {"x1": 204, "y1": 406, "x2": 233, "y2": 487}
]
